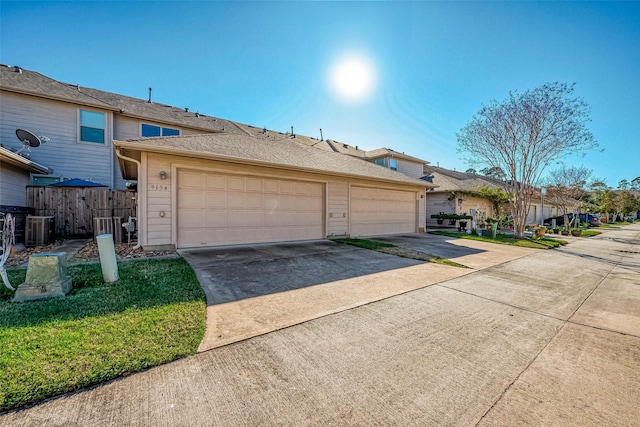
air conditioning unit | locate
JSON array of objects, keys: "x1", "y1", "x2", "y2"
[
  {"x1": 25, "y1": 216, "x2": 55, "y2": 247},
  {"x1": 93, "y1": 217, "x2": 123, "y2": 244}
]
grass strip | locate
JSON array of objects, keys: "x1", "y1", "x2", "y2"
[
  {"x1": 332, "y1": 238, "x2": 469, "y2": 268},
  {"x1": 0, "y1": 258, "x2": 206, "y2": 412},
  {"x1": 429, "y1": 231, "x2": 568, "y2": 249}
]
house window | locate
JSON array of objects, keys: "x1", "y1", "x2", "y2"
[
  {"x1": 141, "y1": 124, "x2": 180, "y2": 137},
  {"x1": 389, "y1": 158, "x2": 398, "y2": 171},
  {"x1": 373, "y1": 159, "x2": 385, "y2": 166},
  {"x1": 80, "y1": 110, "x2": 105, "y2": 143}
]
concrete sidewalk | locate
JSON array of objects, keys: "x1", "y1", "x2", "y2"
[{"x1": 2, "y1": 224, "x2": 639, "y2": 426}]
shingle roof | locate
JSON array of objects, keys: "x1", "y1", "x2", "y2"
[
  {"x1": 78, "y1": 86, "x2": 246, "y2": 135},
  {"x1": 114, "y1": 133, "x2": 433, "y2": 188},
  {"x1": 231, "y1": 122, "x2": 372, "y2": 159},
  {"x1": 0, "y1": 64, "x2": 246, "y2": 135},
  {"x1": 423, "y1": 165, "x2": 504, "y2": 192},
  {"x1": 0, "y1": 64, "x2": 114, "y2": 110}
]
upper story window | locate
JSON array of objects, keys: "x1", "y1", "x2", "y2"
[
  {"x1": 389, "y1": 158, "x2": 398, "y2": 171},
  {"x1": 373, "y1": 158, "x2": 385, "y2": 167},
  {"x1": 141, "y1": 124, "x2": 180, "y2": 137},
  {"x1": 80, "y1": 110, "x2": 105, "y2": 144}
]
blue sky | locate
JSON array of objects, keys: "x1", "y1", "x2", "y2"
[{"x1": 1, "y1": 1, "x2": 638, "y2": 187}]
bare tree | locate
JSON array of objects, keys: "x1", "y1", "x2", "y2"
[
  {"x1": 544, "y1": 165, "x2": 592, "y2": 229},
  {"x1": 457, "y1": 82, "x2": 597, "y2": 237}
]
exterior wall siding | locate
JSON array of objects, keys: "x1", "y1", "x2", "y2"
[
  {"x1": 141, "y1": 153, "x2": 425, "y2": 248},
  {"x1": 0, "y1": 92, "x2": 114, "y2": 187},
  {"x1": 0, "y1": 162, "x2": 29, "y2": 206},
  {"x1": 397, "y1": 159, "x2": 424, "y2": 179}
]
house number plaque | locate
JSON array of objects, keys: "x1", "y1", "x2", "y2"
[{"x1": 149, "y1": 184, "x2": 170, "y2": 191}]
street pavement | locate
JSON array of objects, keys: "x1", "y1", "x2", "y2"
[{"x1": 2, "y1": 224, "x2": 639, "y2": 426}]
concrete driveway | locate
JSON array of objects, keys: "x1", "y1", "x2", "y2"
[
  {"x1": 3, "y1": 225, "x2": 639, "y2": 426},
  {"x1": 180, "y1": 235, "x2": 537, "y2": 351}
]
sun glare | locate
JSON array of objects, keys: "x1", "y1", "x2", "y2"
[{"x1": 328, "y1": 54, "x2": 377, "y2": 103}]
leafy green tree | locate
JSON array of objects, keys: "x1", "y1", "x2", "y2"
[
  {"x1": 618, "y1": 179, "x2": 630, "y2": 190},
  {"x1": 457, "y1": 82, "x2": 597, "y2": 237},
  {"x1": 620, "y1": 191, "x2": 640, "y2": 217},
  {"x1": 592, "y1": 185, "x2": 619, "y2": 222},
  {"x1": 475, "y1": 186, "x2": 510, "y2": 225}
]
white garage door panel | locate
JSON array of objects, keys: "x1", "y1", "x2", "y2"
[
  {"x1": 178, "y1": 171, "x2": 324, "y2": 248},
  {"x1": 350, "y1": 187, "x2": 416, "y2": 236}
]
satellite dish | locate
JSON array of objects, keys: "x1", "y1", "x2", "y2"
[
  {"x1": 16, "y1": 129, "x2": 41, "y2": 148},
  {"x1": 15, "y1": 129, "x2": 46, "y2": 158}
]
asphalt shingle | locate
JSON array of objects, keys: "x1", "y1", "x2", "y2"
[{"x1": 115, "y1": 133, "x2": 432, "y2": 187}]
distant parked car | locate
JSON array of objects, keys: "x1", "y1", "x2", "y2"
[{"x1": 544, "y1": 213, "x2": 601, "y2": 227}]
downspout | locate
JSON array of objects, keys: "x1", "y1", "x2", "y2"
[{"x1": 115, "y1": 148, "x2": 142, "y2": 249}]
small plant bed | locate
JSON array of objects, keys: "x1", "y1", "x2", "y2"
[
  {"x1": 579, "y1": 229, "x2": 601, "y2": 237},
  {"x1": 429, "y1": 231, "x2": 568, "y2": 249},
  {"x1": 332, "y1": 238, "x2": 469, "y2": 268},
  {"x1": 0, "y1": 258, "x2": 206, "y2": 411}
]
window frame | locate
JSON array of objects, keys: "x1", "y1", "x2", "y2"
[
  {"x1": 389, "y1": 158, "x2": 398, "y2": 171},
  {"x1": 79, "y1": 109, "x2": 106, "y2": 144}
]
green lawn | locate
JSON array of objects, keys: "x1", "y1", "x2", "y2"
[
  {"x1": 0, "y1": 258, "x2": 206, "y2": 412},
  {"x1": 429, "y1": 231, "x2": 568, "y2": 249}
]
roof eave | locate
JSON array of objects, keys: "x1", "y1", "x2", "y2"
[
  {"x1": 113, "y1": 140, "x2": 430, "y2": 189},
  {"x1": 0, "y1": 86, "x2": 117, "y2": 111},
  {"x1": 0, "y1": 147, "x2": 53, "y2": 174}
]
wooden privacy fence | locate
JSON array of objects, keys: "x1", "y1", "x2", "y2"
[{"x1": 26, "y1": 186, "x2": 136, "y2": 237}]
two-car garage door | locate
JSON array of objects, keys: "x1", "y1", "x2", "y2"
[{"x1": 177, "y1": 170, "x2": 324, "y2": 248}]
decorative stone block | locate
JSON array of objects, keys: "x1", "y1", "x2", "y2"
[{"x1": 12, "y1": 252, "x2": 72, "y2": 302}]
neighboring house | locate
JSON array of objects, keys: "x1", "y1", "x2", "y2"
[
  {"x1": 423, "y1": 166, "x2": 505, "y2": 228},
  {"x1": 115, "y1": 133, "x2": 431, "y2": 249},
  {"x1": 424, "y1": 165, "x2": 565, "y2": 228},
  {"x1": 0, "y1": 145, "x2": 52, "y2": 243}
]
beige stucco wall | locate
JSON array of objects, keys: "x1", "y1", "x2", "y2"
[{"x1": 139, "y1": 152, "x2": 426, "y2": 248}]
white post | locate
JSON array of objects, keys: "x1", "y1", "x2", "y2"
[{"x1": 96, "y1": 234, "x2": 119, "y2": 283}]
